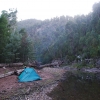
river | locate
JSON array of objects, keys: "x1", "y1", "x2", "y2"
[{"x1": 48, "y1": 71, "x2": 100, "y2": 100}]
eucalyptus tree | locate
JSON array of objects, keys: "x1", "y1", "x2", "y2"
[
  {"x1": 4, "y1": 32, "x2": 22, "y2": 63},
  {"x1": 0, "y1": 11, "x2": 10, "y2": 62},
  {"x1": 0, "y1": 9, "x2": 21, "y2": 63},
  {"x1": 19, "y1": 28, "x2": 34, "y2": 62}
]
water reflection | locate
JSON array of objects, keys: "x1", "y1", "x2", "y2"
[{"x1": 48, "y1": 71, "x2": 100, "y2": 100}]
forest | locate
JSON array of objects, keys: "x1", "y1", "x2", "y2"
[
  {"x1": 0, "y1": 9, "x2": 34, "y2": 63},
  {"x1": 1, "y1": 2, "x2": 100, "y2": 66}
]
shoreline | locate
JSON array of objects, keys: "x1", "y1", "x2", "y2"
[
  {"x1": 1, "y1": 67, "x2": 65, "y2": 100},
  {"x1": 1, "y1": 66, "x2": 100, "y2": 100},
  {"x1": 27, "y1": 83, "x2": 58, "y2": 100}
]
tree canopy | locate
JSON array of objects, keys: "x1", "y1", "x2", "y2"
[
  {"x1": 1, "y1": 2, "x2": 100, "y2": 65},
  {"x1": 0, "y1": 9, "x2": 34, "y2": 63},
  {"x1": 17, "y1": 2, "x2": 100, "y2": 64}
]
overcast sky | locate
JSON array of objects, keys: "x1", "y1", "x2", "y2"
[{"x1": 0, "y1": 0, "x2": 100, "y2": 21}]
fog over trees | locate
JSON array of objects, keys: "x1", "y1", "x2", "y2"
[{"x1": 1, "y1": 2, "x2": 100, "y2": 65}]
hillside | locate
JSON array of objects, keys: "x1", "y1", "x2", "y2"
[
  {"x1": 17, "y1": 16, "x2": 70, "y2": 63},
  {"x1": 17, "y1": 2, "x2": 100, "y2": 65}
]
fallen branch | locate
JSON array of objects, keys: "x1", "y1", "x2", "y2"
[
  {"x1": 0, "y1": 71, "x2": 14, "y2": 79},
  {"x1": 9, "y1": 63, "x2": 23, "y2": 67},
  {"x1": 14, "y1": 69, "x2": 24, "y2": 75},
  {"x1": 0, "y1": 69, "x2": 24, "y2": 79},
  {"x1": 0, "y1": 63, "x2": 23, "y2": 68},
  {"x1": 0, "y1": 64, "x2": 8, "y2": 68},
  {"x1": 40, "y1": 62, "x2": 59, "y2": 68}
]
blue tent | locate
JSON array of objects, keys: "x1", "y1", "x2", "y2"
[{"x1": 18, "y1": 67, "x2": 41, "y2": 82}]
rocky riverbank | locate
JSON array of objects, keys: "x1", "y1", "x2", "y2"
[
  {"x1": 0, "y1": 67, "x2": 65, "y2": 100},
  {"x1": 1, "y1": 66, "x2": 100, "y2": 100}
]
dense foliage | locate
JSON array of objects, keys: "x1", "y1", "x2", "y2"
[
  {"x1": 17, "y1": 2, "x2": 100, "y2": 64},
  {"x1": 17, "y1": 16, "x2": 69, "y2": 63},
  {"x1": 1, "y1": 2, "x2": 100, "y2": 64},
  {"x1": 0, "y1": 9, "x2": 34, "y2": 63}
]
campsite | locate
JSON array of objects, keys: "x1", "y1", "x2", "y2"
[
  {"x1": 0, "y1": 65, "x2": 65, "y2": 100},
  {"x1": 1, "y1": 1, "x2": 100, "y2": 100},
  {"x1": 1, "y1": 64, "x2": 100, "y2": 100}
]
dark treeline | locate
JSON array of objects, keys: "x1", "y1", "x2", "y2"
[
  {"x1": 0, "y1": 9, "x2": 34, "y2": 63},
  {"x1": 1, "y1": 2, "x2": 100, "y2": 65}
]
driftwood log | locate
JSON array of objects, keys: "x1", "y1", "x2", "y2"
[
  {"x1": 9, "y1": 63, "x2": 24, "y2": 67},
  {"x1": 0, "y1": 61, "x2": 62, "y2": 79},
  {"x1": 0, "y1": 69, "x2": 24, "y2": 79},
  {"x1": 0, "y1": 71, "x2": 14, "y2": 79},
  {"x1": 0, "y1": 62, "x2": 39, "y2": 68},
  {"x1": 0, "y1": 63, "x2": 23, "y2": 68},
  {"x1": 40, "y1": 62, "x2": 60, "y2": 68},
  {"x1": 0, "y1": 61, "x2": 60, "y2": 68},
  {"x1": 14, "y1": 69, "x2": 24, "y2": 75},
  {"x1": 0, "y1": 64, "x2": 9, "y2": 68}
]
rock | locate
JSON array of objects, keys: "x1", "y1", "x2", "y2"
[
  {"x1": 96, "y1": 59, "x2": 100, "y2": 68},
  {"x1": 2, "y1": 90, "x2": 6, "y2": 93},
  {"x1": 26, "y1": 87, "x2": 31, "y2": 95}
]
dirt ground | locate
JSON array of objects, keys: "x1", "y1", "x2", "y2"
[{"x1": 0, "y1": 67, "x2": 65, "y2": 100}]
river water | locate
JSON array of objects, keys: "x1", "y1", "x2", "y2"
[{"x1": 48, "y1": 71, "x2": 100, "y2": 100}]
